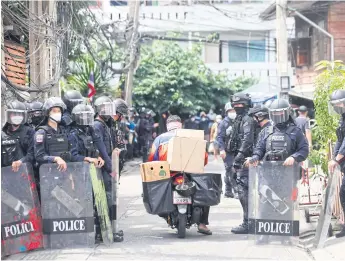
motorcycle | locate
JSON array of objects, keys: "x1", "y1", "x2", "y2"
[{"x1": 167, "y1": 172, "x2": 204, "y2": 238}]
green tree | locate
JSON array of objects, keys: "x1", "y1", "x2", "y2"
[
  {"x1": 133, "y1": 41, "x2": 255, "y2": 115},
  {"x1": 312, "y1": 60, "x2": 345, "y2": 174}
]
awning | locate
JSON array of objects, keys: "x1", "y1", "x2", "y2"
[
  {"x1": 288, "y1": 89, "x2": 314, "y2": 101},
  {"x1": 240, "y1": 83, "x2": 279, "y2": 104}
]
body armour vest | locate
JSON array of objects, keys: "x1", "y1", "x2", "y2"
[
  {"x1": 264, "y1": 126, "x2": 295, "y2": 161},
  {"x1": 1, "y1": 131, "x2": 24, "y2": 167},
  {"x1": 75, "y1": 127, "x2": 98, "y2": 158},
  {"x1": 38, "y1": 126, "x2": 69, "y2": 159}
]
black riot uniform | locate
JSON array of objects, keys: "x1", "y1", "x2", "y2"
[
  {"x1": 249, "y1": 99, "x2": 309, "y2": 243},
  {"x1": 216, "y1": 102, "x2": 238, "y2": 198},
  {"x1": 34, "y1": 97, "x2": 70, "y2": 167},
  {"x1": 228, "y1": 93, "x2": 257, "y2": 234},
  {"x1": 138, "y1": 108, "x2": 156, "y2": 163},
  {"x1": 329, "y1": 90, "x2": 345, "y2": 238},
  {"x1": 1, "y1": 101, "x2": 35, "y2": 169},
  {"x1": 248, "y1": 104, "x2": 272, "y2": 145},
  {"x1": 61, "y1": 90, "x2": 84, "y2": 130},
  {"x1": 27, "y1": 101, "x2": 44, "y2": 130}
]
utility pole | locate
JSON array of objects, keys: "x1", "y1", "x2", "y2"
[
  {"x1": 125, "y1": 0, "x2": 140, "y2": 107},
  {"x1": 276, "y1": 0, "x2": 290, "y2": 99}
]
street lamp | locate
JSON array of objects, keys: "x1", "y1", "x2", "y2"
[{"x1": 280, "y1": 76, "x2": 290, "y2": 99}]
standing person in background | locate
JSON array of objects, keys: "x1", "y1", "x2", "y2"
[
  {"x1": 199, "y1": 112, "x2": 211, "y2": 149},
  {"x1": 295, "y1": 105, "x2": 312, "y2": 150},
  {"x1": 184, "y1": 115, "x2": 199, "y2": 130},
  {"x1": 210, "y1": 115, "x2": 222, "y2": 161}
]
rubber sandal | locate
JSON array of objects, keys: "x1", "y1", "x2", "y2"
[{"x1": 197, "y1": 228, "x2": 212, "y2": 235}]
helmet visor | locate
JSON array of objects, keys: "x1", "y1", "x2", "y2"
[
  {"x1": 98, "y1": 102, "x2": 116, "y2": 116},
  {"x1": 269, "y1": 108, "x2": 289, "y2": 124},
  {"x1": 329, "y1": 98, "x2": 345, "y2": 115},
  {"x1": 75, "y1": 111, "x2": 94, "y2": 126},
  {"x1": 70, "y1": 98, "x2": 84, "y2": 109},
  {"x1": 6, "y1": 109, "x2": 27, "y2": 125}
]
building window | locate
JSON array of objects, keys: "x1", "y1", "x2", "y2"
[
  {"x1": 228, "y1": 40, "x2": 265, "y2": 62},
  {"x1": 110, "y1": 0, "x2": 128, "y2": 6}
]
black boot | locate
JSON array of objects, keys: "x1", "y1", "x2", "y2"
[
  {"x1": 224, "y1": 191, "x2": 234, "y2": 198},
  {"x1": 335, "y1": 227, "x2": 345, "y2": 238},
  {"x1": 113, "y1": 233, "x2": 124, "y2": 242},
  {"x1": 231, "y1": 222, "x2": 248, "y2": 234}
]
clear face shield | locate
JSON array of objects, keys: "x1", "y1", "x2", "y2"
[
  {"x1": 98, "y1": 102, "x2": 116, "y2": 116},
  {"x1": 75, "y1": 111, "x2": 94, "y2": 126},
  {"x1": 329, "y1": 98, "x2": 345, "y2": 115},
  {"x1": 269, "y1": 108, "x2": 289, "y2": 124},
  {"x1": 6, "y1": 109, "x2": 28, "y2": 125}
]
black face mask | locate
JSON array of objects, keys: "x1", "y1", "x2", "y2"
[
  {"x1": 31, "y1": 116, "x2": 44, "y2": 126},
  {"x1": 234, "y1": 107, "x2": 245, "y2": 115}
]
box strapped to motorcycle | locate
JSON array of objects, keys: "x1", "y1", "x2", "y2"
[
  {"x1": 1, "y1": 163, "x2": 43, "y2": 256},
  {"x1": 248, "y1": 161, "x2": 300, "y2": 245},
  {"x1": 40, "y1": 163, "x2": 95, "y2": 249}
]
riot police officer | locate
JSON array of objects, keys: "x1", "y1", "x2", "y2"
[
  {"x1": 61, "y1": 90, "x2": 84, "y2": 129},
  {"x1": 248, "y1": 99, "x2": 309, "y2": 243},
  {"x1": 216, "y1": 102, "x2": 238, "y2": 198},
  {"x1": 138, "y1": 108, "x2": 157, "y2": 163},
  {"x1": 2, "y1": 100, "x2": 35, "y2": 171},
  {"x1": 248, "y1": 104, "x2": 272, "y2": 143},
  {"x1": 34, "y1": 97, "x2": 69, "y2": 171},
  {"x1": 27, "y1": 101, "x2": 44, "y2": 129},
  {"x1": 228, "y1": 93, "x2": 257, "y2": 234},
  {"x1": 328, "y1": 89, "x2": 345, "y2": 238}
]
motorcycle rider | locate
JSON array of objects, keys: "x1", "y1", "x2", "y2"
[
  {"x1": 328, "y1": 89, "x2": 345, "y2": 238},
  {"x1": 61, "y1": 90, "x2": 84, "y2": 130},
  {"x1": 248, "y1": 98, "x2": 309, "y2": 243},
  {"x1": 27, "y1": 101, "x2": 44, "y2": 129},
  {"x1": 216, "y1": 102, "x2": 238, "y2": 198},
  {"x1": 34, "y1": 97, "x2": 70, "y2": 171},
  {"x1": 148, "y1": 115, "x2": 212, "y2": 235},
  {"x1": 2, "y1": 100, "x2": 35, "y2": 171},
  {"x1": 229, "y1": 93, "x2": 257, "y2": 234}
]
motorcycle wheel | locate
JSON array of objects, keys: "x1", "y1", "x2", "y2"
[{"x1": 177, "y1": 213, "x2": 187, "y2": 238}]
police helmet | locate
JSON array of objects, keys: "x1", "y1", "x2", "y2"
[
  {"x1": 298, "y1": 105, "x2": 308, "y2": 112},
  {"x1": 43, "y1": 97, "x2": 67, "y2": 116},
  {"x1": 28, "y1": 101, "x2": 44, "y2": 124},
  {"x1": 231, "y1": 93, "x2": 252, "y2": 107},
  {"x1": 268, "y1": 99, "x2": 292, "y2": 124},
  {"x1": 329, "y1": 89, "x2": 345, "y2": 115},
  {"x1": 248, "y1": 104, "x2": 269, "y2": 119},
  {"x1": 224, "y1": 102, "x2": 233, "y2": 113},
  {"x1": 63, "y1": 90, "x2": 84, "y2": 112},
  {"x1": 72, "y1": 104, "x2": 95, "y2": 126},
  {"x1": 6, "y1": 100, "x2": 28, "y2": 125},
  {"x1": 94, "y1": 96, "x2": 116, "y2": 116},
  {"x1": 114, "y1": 98, "x2": 129, "y2": 116}
]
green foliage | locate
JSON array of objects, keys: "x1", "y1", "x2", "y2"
[
  {"x1": 66, "y1": 54, "x2": 112, "y2": 97},
  {"x1": 133, "y1": 41, "x2": 256, "y2": 114},
  {"x1": 313, "y1": 60, "x2": 345, "y2": 174}
]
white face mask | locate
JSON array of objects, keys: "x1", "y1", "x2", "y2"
[
  {"x1": 216, "y1": 119, "x2": 222, "y2": 123},
  {"x1": 228, "y1": 112, "x2": 236, "y2": 120},
  {"x1": 11, "y1": 116, "x2": 24, "y2": 125},
  {"x1": 50, "y1": 113, "x2": 62, "y2": 123}
]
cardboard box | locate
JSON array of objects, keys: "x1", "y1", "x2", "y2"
[
  {"x1": 140, "y1": 161, "x2": 170, "y2": 182},
  {"x1": 167, "y1": 137, "x2": 206, "y2": 173},
  {"x1": 174, "y1": 129, "x2": 204, "y2": 140}
]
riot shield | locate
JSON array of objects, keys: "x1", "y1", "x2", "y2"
[
  {"x1": 89, "y1": 164, "x2": 113, "y2": 245},
  {"x1": 1, "y1": 163, "x2": 43, "y2": 256},
  {"x1": 313, "y1": 165, "x2": 341, "y2": 249},
  {"x1": 111, "y1": 149, "x2": 124, "y2": 242},
  {"x1": 248, "y1": 162, "x2": 300, "y2": 245},
  {"x1": 40, "y1": 162, "x2": 94, "y2": 249}
]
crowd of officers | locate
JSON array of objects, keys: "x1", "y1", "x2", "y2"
[
  {"x1": 4, "y1": 88, "x2": 345, "y2": 242},
  {"x1": 1, "y1": 90, "x2": 131, "y2": 242}
]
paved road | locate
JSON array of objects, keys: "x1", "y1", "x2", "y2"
[{"x1": 8, "y1": 157, "x2": 313, "y2": 260}]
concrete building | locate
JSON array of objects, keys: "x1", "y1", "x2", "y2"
[{"x1": 91, "y1": 0, "x2": 295, "y2": 91}]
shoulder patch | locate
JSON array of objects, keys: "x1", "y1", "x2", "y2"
[
  {"x1": 36, "y1": 134, "x2": 44, "y2": 143},
  {"x1": 243, "y1": 121, "x2": 249, "y2": 127}
]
